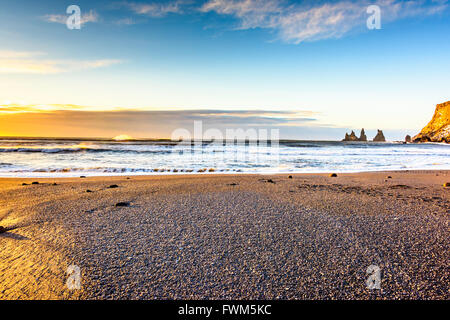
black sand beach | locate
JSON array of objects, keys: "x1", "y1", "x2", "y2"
[{"x1": 0, "y1": 171, "x2": 449, "y2": 299}]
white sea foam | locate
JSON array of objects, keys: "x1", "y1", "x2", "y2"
[{"x1": 0, "y1": 139, "x2": 449, "y2": 177}]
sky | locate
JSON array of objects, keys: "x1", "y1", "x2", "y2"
[{"x1": 0, "y1": 0, "x2": 449, "y2": 140}]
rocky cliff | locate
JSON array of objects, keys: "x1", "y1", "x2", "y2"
[{"x1": 413, "y1": 101, "x2": 450, "y2": 143}]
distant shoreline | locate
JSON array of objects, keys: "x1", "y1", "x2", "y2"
[{"x1": 1, "y1": 169, "x2": 449, "y2": 180}]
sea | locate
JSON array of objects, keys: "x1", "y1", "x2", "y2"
[{"x1": 0, "y1": 138, "x2": 449, "y2": 177}]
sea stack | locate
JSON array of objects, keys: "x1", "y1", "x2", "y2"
[
  {"x1": 373, "y1": 130, "x2": 386, "y2": 142},
  {"x1": 342, "y1": 130, "x2": 358, "y2": 141},
  {"x1": 359, "y1": 128, "x2": 367, "y2": 141},
  {"x1": 342, "y1": 129, "x2": 366, "y2": 141},
  {"x1": 405, "y1": 135, "x2": 412, "y2": 143},
  {"x1": 413, "y1": 101, "x2": 450, "y2": 143}
]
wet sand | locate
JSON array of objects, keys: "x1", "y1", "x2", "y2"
[{"x1": 0, "y1": 171, "x2": 449, "y2": 299}]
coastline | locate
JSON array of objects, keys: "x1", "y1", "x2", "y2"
[{"x1": 1, "y1": 170, "x2": 449, "y2": 299}]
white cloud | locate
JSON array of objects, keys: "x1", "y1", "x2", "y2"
[
  {"x1": 201, "y1": 0, "x2": 449, "y2": 43},
  {"x1": 122, "y1": 1, "x2": 188, "y2": 17},
  {"x1": 115, "y1": 17, "x2": 137, "y2": 25},
  {"x1": 0, "y1": 50, "x2": 122, "y2": 74},
  {"x1": 0, "y1": 50, "x2": 45, "y2": 59},
  {"x1": 43, "y1": 10, "x2": 99, "y2": 26}
]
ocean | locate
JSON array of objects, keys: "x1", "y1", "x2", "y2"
[{"x1": 0, "y1": 138, "x2": 449, "y2": 177}]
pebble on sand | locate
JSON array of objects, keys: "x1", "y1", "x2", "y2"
[
  {"x1": 288, "y1": 175, "x2": 293, "y2": 179},
  {"x1": 80, "y1": 176, "x2": 86, "y2": 178},
  {"x1": 115, "y1": 202, "x2": 130, "y2": 207},
  {"x1": 329, "y1": 173, "x2": 337, "y2": 177},
  {"x1": 52, "y1": 183, "x2": 58, "y2": 186},
  {"x1": 86, "y1": 189, "x2": 93, "y2": 193},
  {"x1": 267, "y1": 179, "x2": 275, "y2": 184},
  {"x1": 22, "y1": 183, "x2": 28, "y2": 186},
  {"x1": 443, "y1": 182, "x2": 450, "y2": 188},
  {"x1": 31, "y1": 181, "x2": 39, "y2": 185},
  {"x1": 109, "y1": 185, "x2": 119, "y2": 188},
  {"x1": 0, "y1": 226, "x2": 6, "y2": 233},
  {"x1": 387, "y1": 176, "x2": 392, "y2": 179}
]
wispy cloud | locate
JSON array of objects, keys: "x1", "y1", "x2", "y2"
[
  {"x1": 0, "y1": 104, "x2": 317, "y2": 125},
  {"x1": 201, "y1": 0, "x2": 449, "y2": 43},
  {"x1": 0, "y1": 105, "x2": 320, "y2": 137},
  {"x1": 0, "y1": 51, "x2": 122, "y2": 74},
  {"x1": 43, "y1": 9, "x2": 99, "y2": 26},
  {"x1": 120, "y1": 1, "x2": 189, "y2": 17},
  {"x1": 115, "y1": 17, "x2": 137, "y2": 25},
  {"x1": 0, "y1": 50, "x2": 45, "y2": 59}
]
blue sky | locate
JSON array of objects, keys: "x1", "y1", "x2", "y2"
[{"x1": 0, "y1": 0, "x2": 449, "y2": 139}]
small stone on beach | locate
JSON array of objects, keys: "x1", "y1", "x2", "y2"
[
  {"x1": 115, "y1": 202, "x2": 130, "y2": 207},
  {"x1": 267, "y1": 179, "x2": 275, "y2": 184},
  {"x1": 86, "y1": 189, "x2": 92, "y2": 193},
  {"x1": 288, "y1": 175, "x2": 293, "y2": 179},
  {"x1": 443, "y1": 182, "x2": 450, "y2": 188},
  {"x1": 0, "y1": 226, "x2": 6, "y2": 233},
  {"x1": 22, "y1": 183, "x2": 28, "y2": 186},
  {"x1": 31, "y1": 181, "x2": 39, "y2": 185},
  {"x1": 80, "y1": 176, "x2": 86, "y2": 178},
  {"x1": 109, "y1": 185, "x2": 119, "y2": 188},
  {"x1": 387, "y1": 176, "x2": 392, "y2": 179},
  {"x1": 329, "y1": 173, "x2": 337, "y2": 177}
]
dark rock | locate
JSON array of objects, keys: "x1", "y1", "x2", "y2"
[
  {"x1": 228, "y1": 183, "x2": 238, "y2": 186},
  {"x1": 288, "y1": 175, "x2": 293, "y2": 179},
  {"x1": 342, "y1": 130, "x2": 358, "y2": 141},
  {"x1": 405, "y1": 135, "x2": 412, "y2": 143},
  {"x1": 329, "y1": 173, "x2": 338, "y2": 177},
  {"x1": 387, "y1": 176, "x2": 392, "y2": 179},
  {"x1": 343, "y1": 129, "x2": 367, "y2": 141},
  {"x1": 413, "y1": 101, "x2": 449, "y2": 143},
  {"x1": 31, "y1": 181, "x2": 39, "y2": 185},
  {"x1": 0, "y1": 226, "x2": 6, "y2": 233},
  {"x1": 373, "y1": 130, "x2": 386, "y2": 142},
  {"x1": 115, "y1": 202, "x2": 130, "y2": 207},
  {"x1": 444, "y1": 182, "x2": 450, "y2": 188},
  {"x1": 359, "y1": 128, "x2": 367, "y2": 141},
  {"x1": 108, "y1": 184, "x2": 119, "y2": 188},
  {"x1": 267, "y1": 179, "x2": 275, "y2": 184},
  {"x1": 22, "y1": 183, "x2": 28, "y2": 186},
  {"x1": 52, "y1": 183, "x2": 58, "y2": 186},
  {"x1": 86, "y1": 189, "x2": 93, "y2": 193},
  {"x1": 80, "y1": 176, "x2": 86, "y2": 178}
]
